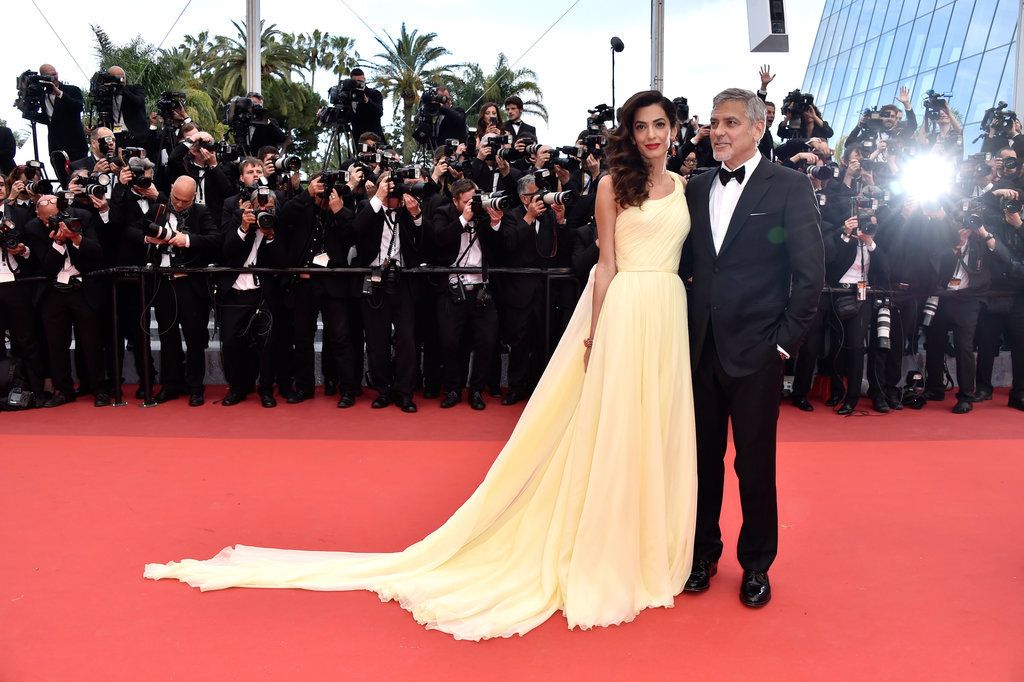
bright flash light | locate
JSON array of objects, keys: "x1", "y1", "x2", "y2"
[{"x1": 891, "y1": 153, "x2": 955, "y2": 203}]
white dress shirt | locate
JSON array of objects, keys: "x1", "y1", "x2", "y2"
[
  {"x1": 52, "y1": 241, "x2": 82, "y2": 284},
  {"x1": 368, "y1": 196, "x2": 422, "y2": 267},
  {"x1": 709, "y1": 152, "x2": 762, "y2": 255},
  {"x1": 838, "y1": 235, "x2": 876, "y2": 284},
  {"x1": 452, "y1": 216, "x2": 501, "y2": 286},
  {"x1": 232, "y1": 228, "x2": 267, "y2": 291}
]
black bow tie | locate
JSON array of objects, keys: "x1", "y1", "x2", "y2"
[{"x1": 718, "y1": 166, "x2": 746, "y2": 186}]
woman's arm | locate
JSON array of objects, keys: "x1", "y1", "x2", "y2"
[{"x1": 586, "y1": 175, "x2": 619, "y2": 370}]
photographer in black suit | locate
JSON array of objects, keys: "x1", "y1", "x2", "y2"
[
  {"x1": 777, "y1": 90, "x2": 834, "y2": 141},
  {"x1": 102, "y1": 66, "x2": 149, "y2": 147},
  {"x1": 348, "y1": 68, "x2": 385, "y2": 141},
  {"x1": 245, "y1": 92, "x2": 289, "y2": 153},
  {"x1": 435, "y1": 87, "x2": 468, "y2": 144},
  {"x1": 24, "y1": 196, "x2": 106, "y2": 407},
  {"x1": 352, "y1": 172, "x2": 424, "y2": 413},
  {"x1": 430, "y1": 178, "x2": 505, "y2": 410},
  {"x1": 503, "y1": 97, "x2": 537, "y2": 140},
  {"x1": 846, "y1": 87, "x2": 919, "y2": 151},
  {"x1": 681, "y1": 88, "x2": 824, "y2": 606},
  {"x1": 128, "y1": 176, "x2": 221, "y2": 406},
  {"x1": 168, "y1": 130, "x2": 233, "y2": 222},
  {"x1": 36, "y1": 64, "x2": 88, "y2": 165},
  {"x1": 0, "y1": 126, "x2": 14, "y2": 177},
  {"x1": 278, "y1": 170, "x2": 364, "y2": 407}
]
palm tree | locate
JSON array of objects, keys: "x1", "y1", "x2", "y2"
[
  {"x1": 370, "y1": 23, "x2": 457, "y2": 160},
  {"x1": 450, "y1": 53, "x2": 547, "y2": 123},
  {"x1": 328, "y1": 35, "x2": 360, "y2": 81},
  {"x1": 205, "y1": 21, "x2": 306, "y2": 110}
]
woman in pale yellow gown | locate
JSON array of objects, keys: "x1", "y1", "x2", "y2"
[{"x1": 145, "y1": 91, "x2": 697, "y2": 641}]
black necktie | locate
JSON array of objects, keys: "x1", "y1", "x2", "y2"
[{"x1": 718, "y1": 166, "x2": 746, "y2": 186}]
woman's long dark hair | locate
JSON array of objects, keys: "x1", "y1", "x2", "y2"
[
  {"x1": 605, "y1": 90, "x2": 677, "y2": 207},
  {"x1": 475, "y1": 102, "x2": 503, "y2": 139}
]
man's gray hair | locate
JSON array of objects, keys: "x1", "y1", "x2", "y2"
[
  {"x1": 712, "y1": 88, "x2": 767, "y2": 127},
  {"x1": 517, "y1": 174, "x2": 537, "y2": 195},
  {"x1": 128, "y1": 156, "x2": 156, "y2": 171}
]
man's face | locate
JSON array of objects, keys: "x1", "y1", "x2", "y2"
[
  {"x1": 765, "y1": 104, "x2": 775, "y2": 127},
  {"x1": 352, "y1": 73, "x2": 366, "y2": 85},
  {"x1": 170, "y1": 185, "x2": 195, "y2": 213},
  {"x1": 92, "y1": 129, "x2": 116, "y2": 157},
  {"x1": 35, "y1": 195, "x2": 58, "y2": 222},
  {"x1": 505, "y1": 103, "x2": 522, "y2": 122},
  {"x1": 40, "y1": 65, "x2": 58, "y2": 81},
  {"x1": 519, "y1": 182, "x2": 539, "y2": 207},
  {"x1": 683, "y1": 153, "x2": 697, "y2": 170},
  {"x1": 710, "y1": 100, "x2": 763, "y2": 165},
  {"x1": 882, "y1": 109, "x2": 899, "y2": 130},
  {"x1": 0, "y1": 182, "x2": 7, "y2": 203},
  {"x1": 240, "y1": 163, "x2": 265, "y2": 186},
  {"x1": 454, "y1": 188, "x2": 476, "y2": 213},
  {"x1": 809, "y1": 138, "x2": 830, "y2": 156},
  {"x1": 997, "y1": 150, "x2": 1017, "y2": 175},
  {"x1": 437, "y1": 89, "x2": 452, "y2": 108}
]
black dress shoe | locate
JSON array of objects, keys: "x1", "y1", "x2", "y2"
[
  {"x1": 952, "y1": 399, "x2": 972, "y2": 414},
  {"x1": 93, "y1": 391, "x2": 112, "y2": 407},
  {"x1": 221, "y1": 390, "x2": 246, "y2": 406},
  {"x1": 487, "y1": 386, "x2": 503, "y2": 398},
  {"x1": 259, "y1": 391, "x2": 278, "y2": 408},
  {"x1": 43, "y1": 391, "x2": 73, "y2": 408},
  {"x1": 683, "y1": 559, "x2": 718, "y2": 592},
  {"x1": 371, "y1": 394, "x2": 392, "y2": 409},
  {"x1": 286, "y1": 389, "x2": 311, "y2": 404},
  {"x1": 923, "y1": 388, "x2": 946, "y2": 402},
  {"x1": 440, "y1": 390, "x2": 461, "y2": 408},
  {"x1": 469, "y1": 391, "x2": 486, "y2": 411},
  {"x1": 824, "y1": 393, "x2": 843, "y2": 407},
  {"x1": 423, "y1": 387, "x2": 440, "y2": 400},
  {"x1": 323, "y1": 380, "x2": 338, "y2": 396},
  {"x1": 1009, "y1": 396, "x2": 1024, "y2": 411},
  {"x1": 740, "y1": 570, "x2": 771, "y2": 607},
  {"x1": 501, "y1": 390, "x2": 525, "y2": 406},
  {"x1": 836, "y1": 401, "x2": 856, "y2": 416},
  {"x1": 337, "y1": 392, "x2": 356, "y2": 408},
  {"x1": 791, "y1": 397, "x2": 813, "y2": 412},
  {"x1": 871, "y1": 395, "x2": 891, "y2": 413},
  {"x1": 188, "y1": 391, "x2": 205, "y2": 407},
  {"x1": 154, "y1": 388, "x2": 180, "y2": 404},
  {"x1": 398, "y1": 396, "x2": 417, "y2": 413},
  {"x1": 974, "y1": 388, "x2": 993, "y2": 402}
]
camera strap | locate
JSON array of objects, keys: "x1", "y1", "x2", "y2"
[
  {"x1": 451, "y1": 231, "x2": 479, "y2": 286},
  {"x1": 380, "y1": 209, "x2": 400, "y2": 264}
]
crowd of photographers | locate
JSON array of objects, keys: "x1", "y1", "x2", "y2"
[{"x1": 1, "y1": 62, "x2": 1023, "y2": 416}]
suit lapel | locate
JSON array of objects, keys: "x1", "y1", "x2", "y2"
[
  {"x1": 691, "y1": 172, "x2": 716, "y2": 260},
  {"x1": 717, "y1": 159, "x2": 774, "y2": 259}
]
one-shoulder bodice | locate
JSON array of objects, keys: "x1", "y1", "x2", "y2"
[{"x1": 614, "y1": 173, "x2": 690, "y2": 274}]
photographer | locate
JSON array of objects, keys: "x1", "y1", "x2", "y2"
[
  {"x1": 669, "y1": 117, "x2": 715, "y2": 170},
  {"x1": 70, "y1": 127, "x2": 121, "y2": 176},
  {"x1": 98, "y1": 66, "x2": 149, "y2": 147},
  {"x1": 23, "y1": 195, "x2": 105, "y2": 407},
  {"x1": 975, "y1": 188, "x2": 1024, "y2": 410},
  {"x1": 755, "y1": 65, "x2": 777, "y2": 161},
  {"x1": 497, "y1": 173, "x2": 569, "y2": 405},
  {"x1": 34, "y1": 64, "x2": 88, "y2": 163},
  {"x1": 503, "y1": 97, "x2": 537, "y2": 140},
  {"x1": 352, "y1": 171, "x2": 424, "y2": 413},
  {"x1": 847, "y1": 87, "x2": 918, "y2": 150},
  {"x1": 278, "y1": 170, "x2": 363, "y2": 407},
  {"x1": 244, "y1": 92, "x2": 289, "y2": 153},
  {"x1": 923, "y1": 201, "x2": 997, "y2": 413},
  {"x1": 259, "y1": 145, "x2": 302, "y2": 198},
  {"x1": 168, "y1": 130, "x2": 233, "y2": 222},
  {"x1": 435, "y1": 86, "x2": 468, "y2": 144},
  {"x1": 469, "y1": 133, "x2": 521, "y2": 198},
  {"x1": 348, "y1": 68, "x2": 385, "y2": 142},
  {"x1": 980, "y1": 105, "x2": 1021, "y2": 155},
  {"x1": 130, "y1": 176, "x2": 220, "y2": 405},
  {"x1": 993, "y1": 147, "x2": 1023, "y2": 192},
  {"x1": 0, "y1": 126, "x2": 15, "y2": 177},
  {"x1": 0, "y1": 177, "x2": 45, "y2": 403},
  {"x1": 918, "y1": 99, "x2": 963, "y2": 157},
  {"x1": 429, "y1": 178, "x2": 504, "y2": 410},
  {"x1": 777, "y1": 90, "x2": 833, "y2": 140},
  {"x1": 219, "y1": 163, "x2": 286, "y2": 407}
]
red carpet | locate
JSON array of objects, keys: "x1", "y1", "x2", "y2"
[{"x1": 2, "y1": 391, "x2": 1022, "y2": 680}]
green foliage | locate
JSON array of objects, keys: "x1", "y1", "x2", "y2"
[
  {"x1": 0, "y1": 118, "x2": 30, "y2": 149},
  {"x1": 449, "y1": 53, "x2": 547, "y2": 123}
]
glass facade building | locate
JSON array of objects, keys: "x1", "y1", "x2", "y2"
[{"x1": 801, "y1": 0, "x2": 1020, "y2": 153}]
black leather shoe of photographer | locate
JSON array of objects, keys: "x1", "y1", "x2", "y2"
[
  {"x1": 824, "y1": 392, "x2": 843, "y2": 407},
  {"x1": 188, "y1": 390, "x2": 205, "y2": 407},
  {"x1": 501, "y1": 390, "x2": 525, "y2": 406},
  {"x1": 398, "y1": 396, "x2": 417, "y2": 413},
  {"x1": 286, "y1": 390, "x2": 311, "y2": 404},
  {"x1": 974, "y1": 388, "x2": 993, "y2": 401},
  {"x1": 791, "y1": 397, "x2": 813, "y2": 412},
  {"x1": 952, "y1": 399, "x2": 972, "y2": 414},
  {"x1": 93, "y1": 391, "x2": 112, "y2": 407},
  {"x1": 44, "y1": 391, "x2": 73, "y2": 408},
  {"x1": 923, "y1": 388, "x2": 946, "y2": 402},
  {"x1": 1009, "y1": 396, "x2": 1024, "y2": 411},
  {"x1": 221, "y1": 390, "x2": 246, "y2": 406},
  {"x1": 154, "y1": 388, "x2": 180, "y2": 404},
  {"x1": 683, "y1": 559, "x2": 717, "y2": 592},
  {"x1": 135, "y1": 386, "x2": 147, "y2": 400},
  {"x1": 469, "y1": 391, "x2": 486, "y2": 411},
  {"x1": 740, "y1": 570, "x2": 771, "y2": 607},
  {"x1": 371, "y1": 394, "x2": 392, "y2": 409},
  {"x1": 259, "y1": 391, "x2": 277, "y2": 408},
  {"x1": 836, "y1": 401, "x2": 856, "y2": 416},
  {"x1": 323, "y1": 380, "x2": 338, "y2": 397},
  {"x1": 337, "y1": 392, "x2": 356, "y2": 409},
  {"x1": 871, "y1": 395, "x2": 890, "y2": 413},
  {"x1": 440, "y1": 391, "x2": 461, "y2": 408}
]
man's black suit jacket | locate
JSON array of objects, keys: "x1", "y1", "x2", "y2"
[
  {"x1": 118, "y1": 85, "x2": 150, "y2": 141},
  {"x1": 0, "y1": 126, "x2": 16, "y2": 176},
  {"x1": 24, "y1": 207, "x2": 106, "y2": 308},
  {"x1": 497, "y1": 205, "x2": 568, "y2": 309},
  {"x1": 681, "y1": 160, "x2": 824, "y2": 377},
  {"x1": 278, "y1": 191, "x2": 358, "y2": 299},
  {"x1": 44, "y1": 84, "x2": 88, "y2": 160},
  {"x1": 126, "y1": 202, "x2": 221, "y2": 297},
  {"x1": 429, "y1": 202, "x2": 504, "y2": 269},
  {"x1": 351, "y1": 88, "x2": 385, "y2": 141},
  {"x1": 351, "y1": 201, "x2": 421, "y2": 270},
  {"x1": 503, "y1": 119, "x2": 537, "y2": 141}
]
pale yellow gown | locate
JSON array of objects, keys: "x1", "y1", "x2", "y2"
[{"x1": 145, "y1": 173, "x2": 697, "y2": 641}]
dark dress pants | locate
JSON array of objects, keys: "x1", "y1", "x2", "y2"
[
  {"x1": 503, "y1": 299, "x2": 545, "y2": 395},
  {"x1": 693, "y1": 327, "x2": 783, "y2": 573},
  {"x1": 867, "y1": 293, "x2": 920, "y2": 402},
  {"x1": 0, "y1": 282, "x2": 45, "y2": 392},
  {"x1": 437, "y1": 289, "x2": 498, "y2": 393},
  {"x1": 826, "y1": 296, "x2": 871, "y2": 404},
  {"x1": 40, "y1": 285, "x2": 102, "y2": 396},
  {"x1": 925, "y1": 293, "x2": 982, "y2": 400},
  {"x1": 361, "y1": 279, "x2": 415, "y2": 399},
  {"x1": 220, "y1": 288, "x2": 275, "y2": 394},
  {"x1": 154, "y1": 276, "x2": 209, "y2": 392},
  {"x1": 976, "y1": 293, "x2": 1024, "y2": 401},
  {"x1": 292, "y1": 278, "x2": 360, "y2": 394}
]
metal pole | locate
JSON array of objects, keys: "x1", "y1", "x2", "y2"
[
  {"x1": 246, "y1": 0, "x2": 261, "y2": 95},
  {"x1": 110, "y1": 279, "x2": 125, "y2": 406},
  {"x1": 1015, "y1": 1, "x2": 1024, "y2": 116},
  {"x1": 651, "y1": 0, "x2": 665, "y2": 92},
  {"x1": 139, "y1": 272, "x2": 156, "y2": 407}
]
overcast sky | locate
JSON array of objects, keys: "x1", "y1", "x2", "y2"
[{"x1": 7, "y1": 0, "x2": 825, "y2": 163}]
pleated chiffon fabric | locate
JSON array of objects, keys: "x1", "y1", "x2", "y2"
[{"x1": 145, "y1": 173, "x2": 697, "y2": 641}]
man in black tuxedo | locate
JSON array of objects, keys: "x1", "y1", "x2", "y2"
[
  {"x1": 167, "y1": 131, "x2": 233, "y2": 222},
  {"x1": 70, "y1": 127, "x2": 119, "y2": 176},
  {"x1": 348, "y1": 68, "x2": 385, "y2": 142},
  {"x1": 681, "y1": 88, "x2": 824, "y2": 607},
  {"x1": 434, "y1": 87, "x2": 468, "y2": 144},
  {"x1": 104, "y1": 66, "x2": 150, "y2": 148},
  {"x1": 37, "y1": 64, "x2": 88, "y2": 166},
  {"x1": 502, "y1": 97, "x2": 537, "y2": 140}
]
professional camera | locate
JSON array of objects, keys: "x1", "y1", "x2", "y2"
[
  {"x1": 541, "y1": 190, "x2": 575, "y2": 206},
  {"x1": 1, "y1": 218, "x2": 21, "y2": 250},
  {"x1": 472, "y1": 190, "x2": 513, "y2": 213},
  {"x1": 980, "y1": 101, "x2": 1017, "y2": 137},
  {"x1": 851, "y1": 195, "x2": 880, "y2": 234},
  {"x1": 97, "y1": 134, "x2": 117, "y2": 163},
  {"x1": 807, "y1": 163, "x2": 840, "y2": 181},
  {"x1": 671, "y1": 97, "x2": 689, "y2": 124},
  {"x1": 783, "y1": 89, "x2": 814, "y2": 117},
  {"x1": 390, "y1": 180, "x2": 430, "y2": 200},
  {"x1": 1002, "y1": 156, "x2": 1020, "y2": 173},
  {"x1": 256, "y1": 207, "x2": 277, "y2": 231},
  {"x1": 14, "y1": 70, "x2": 56, "y2": 123},
  {"x1": 318, "y1": 78, "x2": 364, "y2": 127},
  {"x1": 411, "y1": 87, "x2": 447, "y2": 146},
  {"x1": 213, "y1": 140, "x2": 245, "y2": 164},
  {"x1": 922, "y1": 89, "x2": 951, "y2": 122},
  {"x1": 88, "y1": 71, "x2": 123, "y2": 122},
  {"x1": 240, "y1": 179, "x2": 273, "y2": 206},
  {"x1": 121, "y1": 146, "x2": 145, "y2": 161},
  {"x1": 583, "y1": 133, "x2": 606, "y2": 158},
  {"x1": 961, "y1": 197, "x2": 986, "y2": 230},
  {"x1": 48, "y1": 212, "x2": 83, "y2": 234},
  {"x1": 271, "y1": 154, "x2": 302, "y2": 173},
  {"x1": 587, "y1": 103, "x2": 614, "y2": 126},
  {"x1": 860, "y1": 107, "x2": 887, "y2": 132},
  {"x1": 129, "y1": 167, "x2": 154, "y2": 189},
  {"x1": 1002, "y1": 198, "x2": 1024, "y2": 214},
  {"x1": 317, "y1": 170, "x2": 352, "y2": 199},
  {"x1": 363, "y1": 259, "x2": 400, "y2": 296},
  {"x1": 156, "y1": 91, "x2": 187, "y2": 122},
  {"x1": 144, "y1": 209, "x2": 176, "y2": 242},
  {"x1": 70, "y1": 173, "x2": 112, "y2": 198},
  {"x1": 224, "y1": 95, "x2": 256, "y2": 129},
  {"x1": 24, "y1": 179, "x2": 58, "y2": 195}
]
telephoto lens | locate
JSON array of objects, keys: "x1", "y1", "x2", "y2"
[
  {"x1": 921, "y1": 296, "x2": 940, "y2": 326},
  {"x1": 273, "y1": 155, "x2": 302, "y2": 173},
  {"x1": 480, "y1": 192, "x2": 512, "y2": 211},
  {"x1": 144, "y1": 221, "x2": 176, "y2": 242},
  {"x1": 876, "y1": 305, "x2": 892, "y2": 350},
  {"x1": 541, "y1": 190, "x2": 575, "y2": 206}
]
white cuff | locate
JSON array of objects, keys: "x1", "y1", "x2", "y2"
[
  {"x1": 459, "y1": 215, "x2": 470, "y2": 228},
  {"x1": 777, "y1": 345, "x2": 790, "y2": 360},
  {"x1": 237, "y1": 227, "x2": 247, "y2": 240},
  {"x1": 52, "y1": 242, "x2": 67, "y2": 255},
  {"x1": 369, "y1": 196, "x2": 384, "y2": 213},
  {"x1": 866, "y1": 241, "x2": 876, "y2": 252},
  {"x1": 184, "y1": 234, "x2": 191, "y2": 248},
  {"x1": 99, "y1": 210, "x2": 110, "y2": 224}
]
